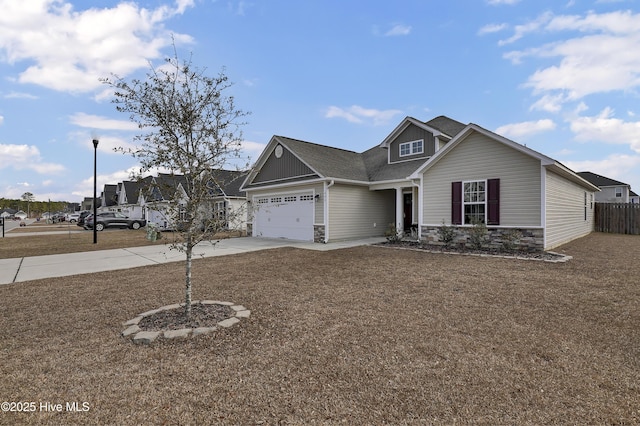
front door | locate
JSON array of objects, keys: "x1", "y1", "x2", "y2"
[{"x1": 403, "y1": 193, "x2": 413, "y2": 230}]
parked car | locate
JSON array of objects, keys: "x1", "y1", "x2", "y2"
[
  {"x1": 84, "y1": 212, "x2": 146, "y2": 231},
  {"x1": 76, "y1": 211, "x2": 91, "y2": 227},
  {"x1": 65, "y1": 213, "x2": 81, "y2": 223},
  {"x1": 51, "y1": 213, "x2": 65, "y2": 223}
]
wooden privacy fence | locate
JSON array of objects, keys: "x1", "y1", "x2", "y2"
[{"x1": 594, "y1": 203, "x2": 640, "y2": 235}]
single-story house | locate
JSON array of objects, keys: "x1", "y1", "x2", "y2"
[
  {"x1": 576, "y1": 171, "x2": 635, "y2": 203},
  {"x1": 0, "y1": 208, "x2": 17, "y2": 219},
  {"x1": 240, "y1": 116, "x2": 600, "y2": 251}
]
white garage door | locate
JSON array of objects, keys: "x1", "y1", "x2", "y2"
[{"x1": 254, "y1": 193, "x2": 314, "y2": 241}]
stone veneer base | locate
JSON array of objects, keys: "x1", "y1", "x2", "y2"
[{"x1": 122, "y1": 300, "x2": 250, "y2": 345}]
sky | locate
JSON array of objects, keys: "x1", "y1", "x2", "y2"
[{"x1": 1, "y1": 0, "x2": 640, "y2": 203}]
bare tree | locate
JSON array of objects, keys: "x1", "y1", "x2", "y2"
[{"x1": 101, "y1": 47, "x2": 249, "y2": 318}]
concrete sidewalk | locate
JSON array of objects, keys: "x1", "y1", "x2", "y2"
[{"x1": 0, "y1": 237, "x2": 385, "y2": 285}]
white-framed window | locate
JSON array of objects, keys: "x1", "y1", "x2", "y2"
[
  {"x1": 270, "y1": 197, "x2": 282, "y2": 203},
  {"x1": 214, "y1": 201, "x2": 227, "y2": 223},
  {"x1": 615, "y1": 187, "x2": 623, "y2": 198},
  {"x1": 584, "y1": 192, "x2": 587, "y2": 221},
  {"x1": 300, "y1": 194, "x2": 314, "y2": 201},
  {"x1": 399, "y1": 139, "x2": 424, "y2": 157},
  {"x1": 284, "y1": 196, "x2": 296, "y2": 202},
  {"x1": 463, "y1": 180, "x2": 486, "y2": 224}
]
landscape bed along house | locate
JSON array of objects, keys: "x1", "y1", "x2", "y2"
[{"x1": 240, "y1": 116, "x2": 599, "y2": 252}]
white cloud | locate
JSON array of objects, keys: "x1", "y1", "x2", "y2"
[
  {"x1": 529, "y1": 94, "x2": 566, "y2": 113},
  {"x1": 564, "y1": 153, "x2": 640, "y2": 187},
  {"x1": 478, "y1": 23, "x2": 508, "y2": 35},
  {"x1": 0, "y1": 115, "x2": 3, "y2": 126},
  {"x1": 4, "y1": 91, "x2": 38, "y2": 99},
  {"x1": 0, "y1": 143, "x2": 66, "y2": 174},
  {"x1": 74, "y1": 166, "x2": 143, "y2": 199},
  {"x1": 69, "y1": 113, "x2": 139, "y2": 131},
  {"x1": 241, "y1": 140, "x2": 267, "y2": 161},
  {"x1": 499, "y1": 12, "x2": 553, "y2": 46},
  {"x1": 495, "y1": 119, "x2": 556, "y2": 139},
  {"x1": 569, "y1": 107, "x2": 640, "y2": 153},
  {"x1": 502, "y1": 10, "x2": 640, "y2": 108},
  {"x1": 0, "y1": 0, "x2": 195, "y2": 93},
  {"x1": 325, "y1": 105, "x2": 403, "y2": 126},
  {"x1": 90, "y1": 134, "x2": 139, "y2": 154},
  {"x1": 385, "y1": 24, "x2": 412, "y2": 37}
]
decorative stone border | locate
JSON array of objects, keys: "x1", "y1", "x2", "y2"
[
  {"x1": 377, "y1": 244, "x2": 572, "y2": 263},
  {"x1": 121, "y1": 300, "x2": 250, "y2": 345}
]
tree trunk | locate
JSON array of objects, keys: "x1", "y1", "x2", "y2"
[{"x1": 185, "y1": 234, "x2": 193, "y2": 318}]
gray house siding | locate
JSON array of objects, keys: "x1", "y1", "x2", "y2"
[
  {"x1": 595, "y1": 186, "x2": 629, "y2": 203},
  {"x1": 327, "y1": 184, "x2": 394, "y2": 241},
  {"x1": 422, "y1": 132, "x2": 542, "y2": 227},
  {"x1": 389, "y1": 124, "x2": 435, "y2": 163},
  {"x1": 253, "y1": 144, "x2": 317, "y2": 184},
  {"x1": 545, "y1": 170, "x2": 595, "y2": 249}
]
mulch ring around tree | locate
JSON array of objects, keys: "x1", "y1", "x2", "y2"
[
  {"x1": 138, "y1": 302, "x2": 234, "y2": 331},
  {"x1": 121, "y1": 300, "x2": 251, "y2": 344},
  {"x1": 377, "y1": 240, "x2": 571, "y2": 263}
]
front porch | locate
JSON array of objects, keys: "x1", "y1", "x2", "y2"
[{"x1": 370, "y1": 182, "x2": 419, "y2": 240}]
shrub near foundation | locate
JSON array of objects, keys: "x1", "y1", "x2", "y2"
[{"x1": 468, "y1": 219, "x2": 488, "y2": 249}]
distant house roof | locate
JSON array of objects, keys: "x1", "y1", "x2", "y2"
[
  {"x1": 576, "y1": 171, "x2": 630, "y2": 188},
  {"x1": 0, "y1": 208, "x2": 17, "y2": 217},
  {"x1": 122, "y1": 181, "x2": 142, "y2": 204},
  {"x1": 209, "y1": 169, "x2": 248, "y2": 197},
  {"x1": 103, "y1": 184, "x2": 118, "y2": 207},
  {"x1": 146, "y1": 170, "x2": 247, "y2": 201}
]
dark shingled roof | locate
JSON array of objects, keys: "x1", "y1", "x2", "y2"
[
  {"x1": 577, "y1": 171, "x2": 629, "y2": 188},
  {"x1": 210, "y1": 169, "x2": 248, "y2": 197},
  {"x1": 425, "y1": 115, "x2": 467, "y2": 138},
  {"x1": 273, "y1": 116, "x2": 467, "y2": 182},
  {"x1": 103, "y1": 184, "x2": 118, "y2": 206},
  {"x1": 275, "y1": 136, "x2": 369, "y2": 181}
]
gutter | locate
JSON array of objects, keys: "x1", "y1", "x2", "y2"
[{"x1": 324, "y1": 180, "x2": 335, "y2": 243}]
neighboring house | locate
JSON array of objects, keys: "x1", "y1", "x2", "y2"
[
  {"x1": 141, "y1": 173, "x2": 188, "y2": 231},
  {"x1": 115, "y1": 180, "x2": 145, "y2": 220},
  {"x1": 14, "y1": 210, "x2": 28, "y2": 220},
  {"x1": 98, "y1": 184, "x2": 118, "y2": 213},
  {"x1": 140, "y1": 171, "x2": 247, "y2": 231},
  {"x1": 0, "y1": 208, "x2": 17, "y2": 219},
  {"x1": 576, "y1": 172, "x2": 632, "y2": 203},
  {"x1": 240, "y1": 115, "x2": 599, "y2": 251},
  {"x1": 631, "y1": 190, "x2": 639, "y2": 204},
  {"x1": 207, "y1": 169, "x2": 249, "y2": 231}
]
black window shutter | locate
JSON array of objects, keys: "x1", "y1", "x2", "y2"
[
  {"x1": 487, "y1": 178, "x2": 500, "y2": 225},
  {"x1": 452, "y1": 181, "x2": 462, "y2": 225}
]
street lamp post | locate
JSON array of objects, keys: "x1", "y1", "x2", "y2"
[{"x1": 93, "y1": 139, "x2": 99, "y2": 244}]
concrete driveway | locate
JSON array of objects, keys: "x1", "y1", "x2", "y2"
[{"x1": 0, "y1": 236, "x2": 385, "y2": 285}]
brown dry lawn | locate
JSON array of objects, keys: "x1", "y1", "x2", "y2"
[
  {"x1": 0, "y1": 232, "x2": 638, "y2": 425},
  {"x1": 0, "y1": 222, "x2": 241, "y2": 259}
]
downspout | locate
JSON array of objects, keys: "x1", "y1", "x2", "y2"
[
  {"x1": 541, "y1": 165, "x2": 547, "y2": 250},
  {"x1": 324, "y1": 180, "x2": 334, "y2": 243}
]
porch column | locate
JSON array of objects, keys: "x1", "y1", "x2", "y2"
[{"x1": 395, "y1": 187, "x2": 403, "y2": 236}]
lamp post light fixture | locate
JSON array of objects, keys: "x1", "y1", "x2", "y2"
[{"x1": 93, "y1": 139, "x2": 99, "y2": 244}]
